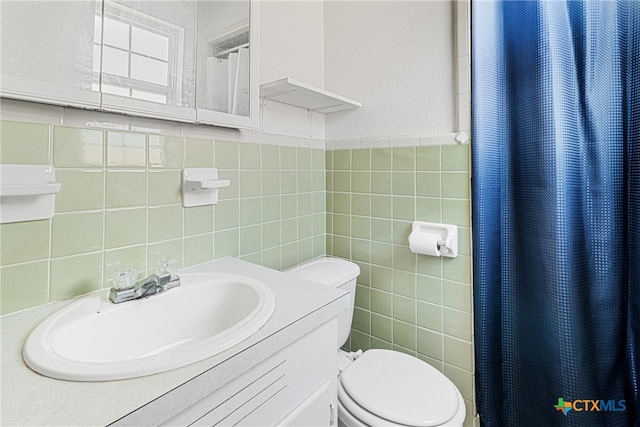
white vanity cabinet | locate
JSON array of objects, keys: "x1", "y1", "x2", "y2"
[
  {"x1": 0, "y1": 0, "x2": 260, "y2": 130},
  {"x1": 0, "y1": 1, "x2": 101, "y2": 109},
  {"x1": 115, "y1": 319, "x2": 338, "y2": 427}
]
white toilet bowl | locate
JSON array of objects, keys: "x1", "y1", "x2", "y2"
[
  {"x1": 287, "y1": 257, "x2": 466, "y2": 427},
  {"x1": 337, "y1": 349, "x2": 465, "y2": 427}
]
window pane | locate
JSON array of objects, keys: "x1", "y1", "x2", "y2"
[
  {"x1": 130, "y1": 54, "x2": 167, "y2": 86},
  {"x1": 131, "y1": 89, "x2": 167, "y2": 104},
  {"x1": 102, "y1": 46, "x2": 129, "y2": 77},
  {"x1": 103, "y1": 16, "x2": 129, "y2": 49},
  {"x1": 131, "y1": 26, "x2": 169, "y2": 61},
  {"x1": 102, "y1": 84, "x2": 130, "y2": 97}
]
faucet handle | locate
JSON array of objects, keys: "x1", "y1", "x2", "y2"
[
  {"x1": 112, "y1": 267, "x2": 138, "y2": 290},
  {"x1": 156, "y1": 258, "x2": 179, "y2": 277}
]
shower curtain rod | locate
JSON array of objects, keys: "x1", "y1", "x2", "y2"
[{"x1": 215, "y1": 42, "x2": 249, "y2": 58}]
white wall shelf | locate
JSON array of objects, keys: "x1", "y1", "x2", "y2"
[{"x1": 260, "y1": 77, "x2": 362, "y2": 114}]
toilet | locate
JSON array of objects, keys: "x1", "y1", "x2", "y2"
[{"x1": 288, "y1": 257, "x2": 466, "y2": 427}]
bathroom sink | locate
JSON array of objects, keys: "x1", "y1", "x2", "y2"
[{"x1": 22, "y1": 273, "x2": 276, "y2": 381}]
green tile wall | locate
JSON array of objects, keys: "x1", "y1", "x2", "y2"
[
  {"x1": 327, "y1": 144, "x2": 474, "y2": 423},
  {"x1": 1, "y1": 117, "x2": 474, "y2": 424},
  {"x1": 0, "y1": 120, "x2": 325, "y2": 315}
]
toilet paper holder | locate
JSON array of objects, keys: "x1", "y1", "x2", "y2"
[{"x1": 409, "y1": 221, "x2": 458, "y2": 258}]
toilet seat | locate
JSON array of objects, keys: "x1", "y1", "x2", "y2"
[
  {"x1": 338, "y1": 349, "x2": 460, "y2": 427},
  {"x1": 338, "y1": 380, "x2": 406, "y2": 426}
]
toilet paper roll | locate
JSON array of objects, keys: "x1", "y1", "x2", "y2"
[{"x1": 409, "y1": 231, "x2": 442, "y2": 256}]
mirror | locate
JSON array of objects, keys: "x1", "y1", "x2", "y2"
[
  {"x1": 0, "y1": 0, "x2": 101, "y2": 107},
  {"x1": 196, "y1": 1, "x2": 251, "y2": 117}
]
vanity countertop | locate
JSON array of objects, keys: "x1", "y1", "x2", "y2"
[{"x1": 0, "y1": 257, "x2": 348, "y2": 427}]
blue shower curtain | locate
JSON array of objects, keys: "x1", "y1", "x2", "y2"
[{"x1": 472, "y1": 1, "x2": 639, "y2": 426}]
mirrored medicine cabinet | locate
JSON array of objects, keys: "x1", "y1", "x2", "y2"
[{"x1": 0, "y1": 0, "x2": 260, "y2": 130}]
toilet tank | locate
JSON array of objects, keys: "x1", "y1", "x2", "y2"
[{"x1": 287, "y1": 257, "x2": 360, "y2": 348}]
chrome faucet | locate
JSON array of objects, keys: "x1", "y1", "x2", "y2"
[{"x1": 109, "y1": 262, "x2": 181, "y2": 304}]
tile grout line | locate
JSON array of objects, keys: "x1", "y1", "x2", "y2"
[{"x1": 46, "y1": 123, "x2": 54, "y2": 303}]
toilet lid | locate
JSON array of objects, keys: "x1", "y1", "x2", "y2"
[{"x1": 340, "y1": 349, "x2": 459, "y2": 427}]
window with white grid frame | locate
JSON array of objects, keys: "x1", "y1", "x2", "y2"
[{"x1": 93, "y1": 1, "x2": 184, "y2": 105}]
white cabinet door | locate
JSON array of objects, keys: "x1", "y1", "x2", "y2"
[
  {"x1": 0, "y1": 1, "x2": 101, "y2": 109},
  {"x1": 157, "y1": 319, "x2": 337, "y2": 427},
  {"x1": 194, "y1": 0, "x2": 260, "y2": 129},
  {"x1": 97, "y1": 0, "x2": 197, "y2": 122}
]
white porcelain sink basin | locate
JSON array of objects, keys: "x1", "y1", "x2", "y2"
[{"x1": 23, "y1": 272, "x2": 276, "y2": 381}]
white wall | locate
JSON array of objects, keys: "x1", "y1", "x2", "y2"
[
  {"x1": 323, "y1": 1, "x2": 456, "y2": 141},
  {"x1": 259, "y1": 0, "x2": 326, "y2": 139},
  {"x1": 259, "y1": 0, "x2": 324, "y2": 87}
]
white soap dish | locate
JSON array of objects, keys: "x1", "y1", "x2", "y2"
[
  {"x1": 182, "y1": 168, "x2": 230, "y2": 207},
  {"x1": 0, "y1": 164, "x2": 62, "y2": 224}
]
